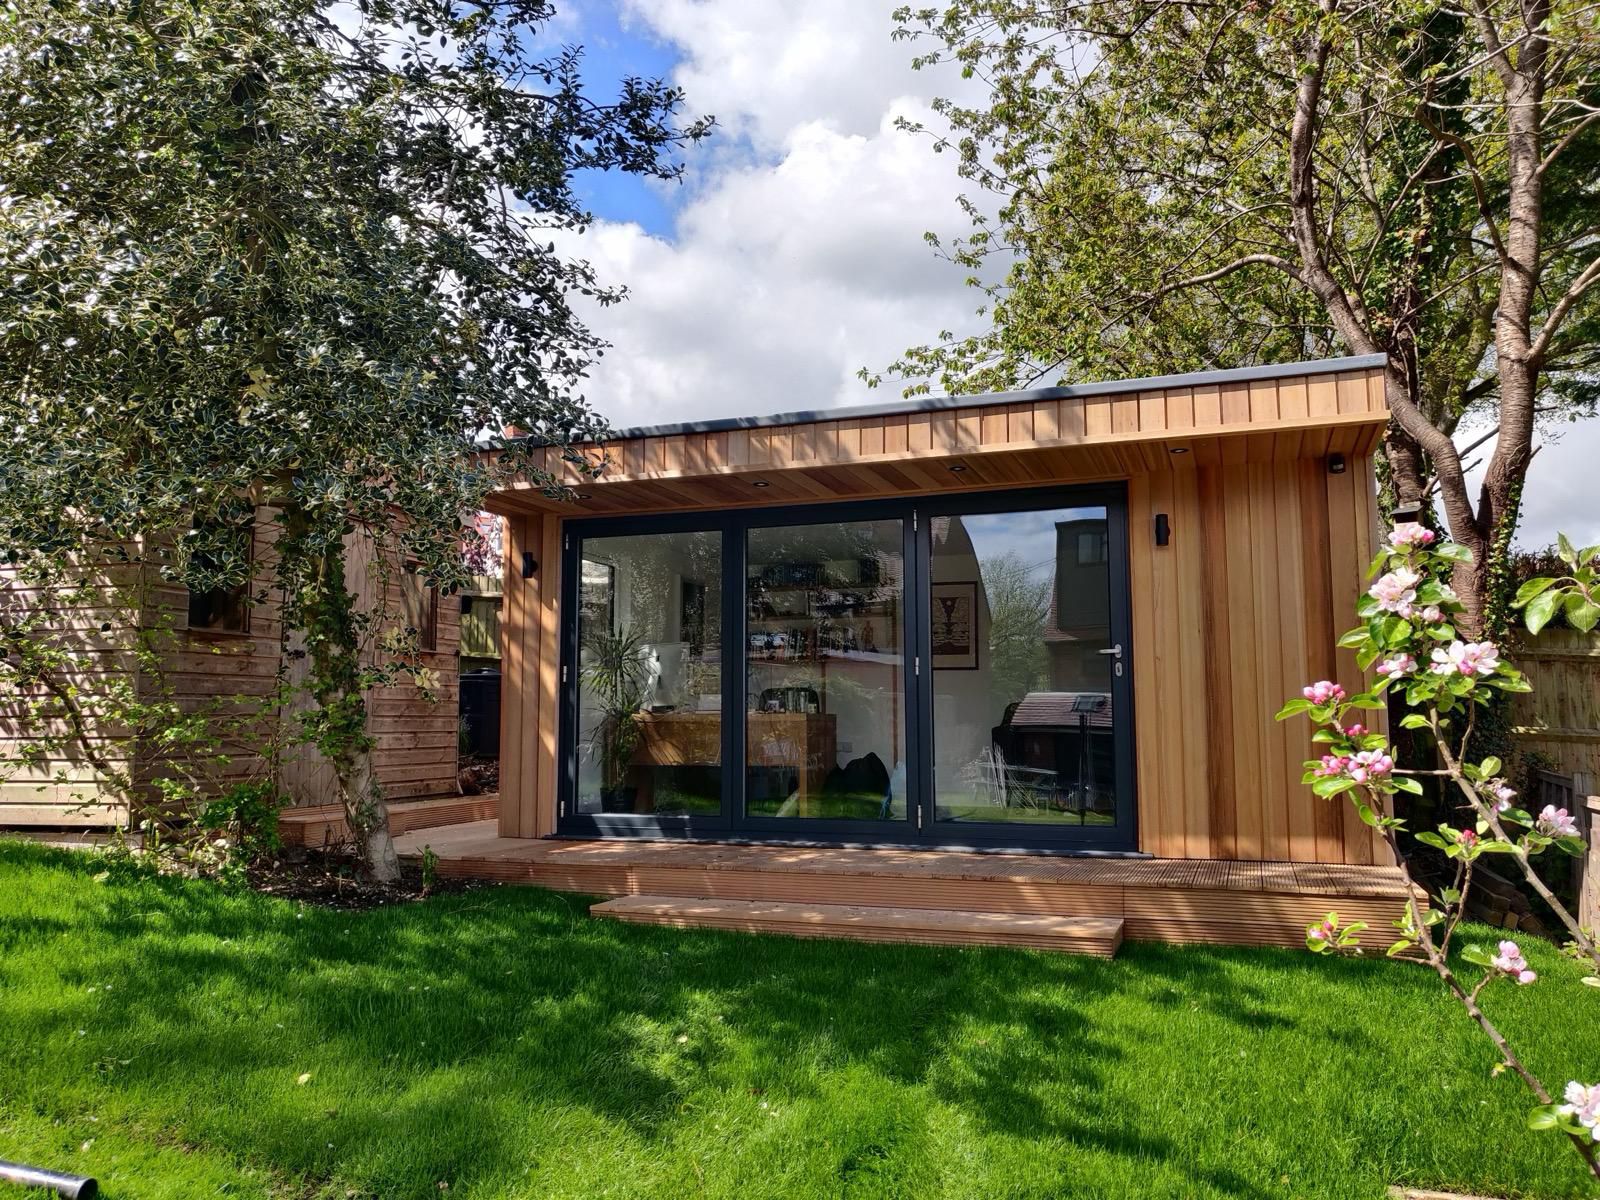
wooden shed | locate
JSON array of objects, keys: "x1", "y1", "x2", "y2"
[
  {"x1": 405, "y1": 354, "x2": 1415, "y2": 952},
  {"x1": 0, "y1": 511, "x2": 463, "y2": 828}
]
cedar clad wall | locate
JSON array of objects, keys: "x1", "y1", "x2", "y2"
[
  {"x1": 496, "y1": 511, "x2": 560, "y2": 838},
  {"x1": 1130, "y1": 454, "x2": 1387, "y2": 864},
  {"x1": 0, "y1": 554, "x2": 148, "y2": 826}
]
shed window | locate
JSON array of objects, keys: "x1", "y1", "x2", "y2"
[
  {"x1": 186, "y1": 515, "x2": 253, "y2": 634},
  {"x1": 401, "y1": 570, "x2": 440, "y2": 652}
]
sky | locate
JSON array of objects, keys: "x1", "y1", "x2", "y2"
[{"x1": 545, "y1": 0, "x2": 1594, "y2": 551}]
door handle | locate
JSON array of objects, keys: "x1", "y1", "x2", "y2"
[{"x1": 1097, "y1": 644, "x2": 1123, "y2": 659}]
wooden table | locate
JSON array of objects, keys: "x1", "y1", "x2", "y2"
[{"x1": 632, "y1": 711, "x2": 838, "y2": 812}]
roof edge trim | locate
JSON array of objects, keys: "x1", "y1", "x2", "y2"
[{"x1": 541, "y1": 353, "x2": 1389, "y2": 445}]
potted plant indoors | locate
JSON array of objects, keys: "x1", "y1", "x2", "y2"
[{"x1": 582, "y1": 627, "x2": 651, "y2": 810}]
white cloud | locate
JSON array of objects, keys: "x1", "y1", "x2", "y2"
[
  {"x1": 1461, "y1": 417, "x2": 1600, "y2": 551},
  {"x1": 562, "y1": 1, "x2": 982, "y2": 428},
  {"x1": 620, "y1": 0, "x2": 922, "y2": 153},
  {"x1": 569, "y1": 0, "x2": 1594, "y2": 549}
]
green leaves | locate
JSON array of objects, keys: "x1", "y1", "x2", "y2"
[
  {"x1": 1523, "y1": 586, "x2": 1562, "y2": 634},
  {"x1": 1564, "y1": 591, "x2": 1600, "y2": 633}
]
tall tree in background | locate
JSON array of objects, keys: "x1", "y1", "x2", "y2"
[
  {"x1": 1, "y1": 0, "x2": 708, "y2": 877},
  {"x1": 981, "y1": 552, "x2": 1051, "y2": 712},
  {"x1": 876, "y1": 0, "x2": 1600, "y2": 630}
]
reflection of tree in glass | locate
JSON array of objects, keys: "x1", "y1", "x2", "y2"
[{"x1": 981, "y1": 552, "x2": 1050, "y2": 710}]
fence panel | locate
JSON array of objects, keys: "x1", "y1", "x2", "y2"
[{"x1": 1512, "y1": 627, "x2": 1600, "y2": 784}]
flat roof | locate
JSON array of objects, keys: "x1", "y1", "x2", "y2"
[{"x1": 591, "y1": 353, "x2": 1387, "y2": 442}]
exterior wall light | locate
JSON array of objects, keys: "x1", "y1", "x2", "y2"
[{"x1": 521, "y1": 552, "x2": 538, "y2": 579}]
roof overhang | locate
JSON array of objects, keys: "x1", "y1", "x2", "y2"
[{"x1": 486, "y1": 355, "x2": 1389, "y2": 518}]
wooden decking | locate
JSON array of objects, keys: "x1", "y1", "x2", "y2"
[
  {"x1": 395, "y1": 821, "x2": 1414, "y2": 951},
  {"x1": 281, "y1": 794, "x2": 499, "y2": 848},
  {"x1": 593, "y1": 896, "x2": 1125, "y2": 956}
]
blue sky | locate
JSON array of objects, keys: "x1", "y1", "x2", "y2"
[{"x1": 564, "y1": 3, "x2": 684, "y2": 239}]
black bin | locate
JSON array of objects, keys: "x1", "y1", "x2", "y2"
[{"x1": 459, "y1": 668, "x2": 501, "y2": 757}]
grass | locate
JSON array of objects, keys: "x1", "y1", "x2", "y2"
[{"x1": 1, "y1": 839, "x2": 1596, "y2": 1200}]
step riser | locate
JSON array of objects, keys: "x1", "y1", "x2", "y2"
[
  {"x1": 592, "y1": 896, "x2": 1124, "y2": 957},
  {"x1": 283, "y1": 796, "x2": 499, "y2": 848},
  {"x1": 598, "y1": 911, "x2": 1121, "y2": 956}
]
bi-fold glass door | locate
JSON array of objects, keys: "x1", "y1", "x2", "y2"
[{"x1": 557, "y1": 486, "x2": 1134, "y2": 849}]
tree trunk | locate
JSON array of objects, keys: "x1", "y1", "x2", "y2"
[
  {"x1": 279, "y1": 506, "x2": 399, "y2": 882},
  {"x1": 340, "y1": 730, "x2": 400, "y2": 883}
]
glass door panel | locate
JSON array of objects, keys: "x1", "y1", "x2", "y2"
[
  {"x1": 929, "y1": 506, "x2": 1121, "y2": 830},
  {"x1": 744, "y1": 519, "x2": 907, "y2": 823},
  {"x1": 574, "y1": 529, "x2": 723, "y2": 818}
]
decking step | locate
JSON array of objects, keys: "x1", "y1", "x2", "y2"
[
  {"x1": 280, "y1": 794, "x2": 499, "y2": 848},
  {"x1": 590, "y1": 895, "x2": 1124, "y2": 957}
]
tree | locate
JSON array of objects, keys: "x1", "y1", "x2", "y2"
[
  {"x1": 1, "y1": 0, "x2": 709, "y2": 877},
  {"x1": 876, "y1": 0, "x2": 1600, "y2": 630},
  {"x1": 1278, "y1": 520, "x2": 1599, "y2": 1180},
  {"x1": 980, "y1": 551, "x2": 1050, "y2": 711}
]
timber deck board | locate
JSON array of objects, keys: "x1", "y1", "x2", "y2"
[
  {"x1": 281, "y1": 794, "x2": 499, "y2": 847},
  {"x1": 592, "y1": 895, "x2": 1125, "y2": 956},
  {"x1": 397, "y1": 821, "x2": 1408, "y2": 893},
  {"x1": 395, "y1": 822, "x2": 1413, "y2": 950}
]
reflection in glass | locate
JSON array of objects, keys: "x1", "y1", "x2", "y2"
[
  {"x1": 575, "y1": 530, "x2": 722, "y2": 816},
  {"x1": 931, "y1": 507, "x2": 1118, "y2": 826},
  {"x1": 745, "y1": 520, "x2": 906, "y2": 821}
]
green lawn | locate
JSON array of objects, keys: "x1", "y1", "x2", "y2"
[{"x1": 1, "y1": 840, "x2": 1595, "y2": 1200}]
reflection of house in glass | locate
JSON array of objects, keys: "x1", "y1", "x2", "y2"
[{"x1": 929, "y1": 510, "x2": 1118, "y2": 826}]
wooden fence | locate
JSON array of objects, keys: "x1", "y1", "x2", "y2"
[
  {"x1": 1511, "y1": 626, "x2": 1600, "y2": 784},
  {"x1": 1512, "y1": 628, "x2": 1600, "y2": 932},
  {"x1": 1529, "y1": 770, "x2": 1599, "y2": 935}
]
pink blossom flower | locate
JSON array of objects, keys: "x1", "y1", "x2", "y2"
[
  {"x1": 1560, "y1": 1082, "x2": 1600, "y2": 1141},
  {"x1": 1346, "y1": 749, "x2": 1394, "y2": 784},
  {"x1": 1388, "y1": 522, "x2": 1437, "y2": 549},
  {"x1": 1457, "y1": 828, "x2": 1479, "y2": 848},
  {"x1": 1376, "y1": 653, "x2": 1418, "y2": 678},
  {"x1": 1488, "y1": 781, "x2": 1516, "y2": 813},
  {"x1": 1346, "y1": 724, "x2": 1366, "y2": 737},
  {"x1": 1369, "y1": 568, "x2": 1422, "y2": 614},
  {"x1": 1490, "y1": 939, "x2": 1536, "y2": 984},
  {"x1": 1420, "y1": 605, "x2": 1444, "y2": 624},
  {"x1": 1537, "y1": 805, "x2": 1580, "y2": 838},
  {"x1": 1302, "y1": 680, "x2": 1346, "y2": 705},
  {"x1": 1430, "y1": 640, "x2": 1501, "y2": 677},
  {"x1": 1314, "y1": 754, "x2": 1350, "y2": 778},
  {"x1": 1308, "y1": 919, "x2": 1335, "y2": 942}
]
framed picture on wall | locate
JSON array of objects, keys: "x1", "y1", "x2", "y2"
[{"x1": 930, "y1": 580, "x2": 979, "y2": 670}]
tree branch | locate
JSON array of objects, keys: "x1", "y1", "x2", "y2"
[{"x1": 1528, "y1": 250, "x2": 1600, "y2": 366}]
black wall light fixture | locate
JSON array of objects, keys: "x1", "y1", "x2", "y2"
[
  {"x1": 1154, "y1": 513, "x2": 1171, "y2": 546},
  {"x1": 521, "y1": 551, "x2": 538, "y2": 579},
  {"x1": 1328, "y1": 452, "x2": 1347, "y2": 474}
]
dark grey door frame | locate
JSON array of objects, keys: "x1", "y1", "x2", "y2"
[{"x1": 555, "y1": 484, "x2": 1137, "y2": 852}]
